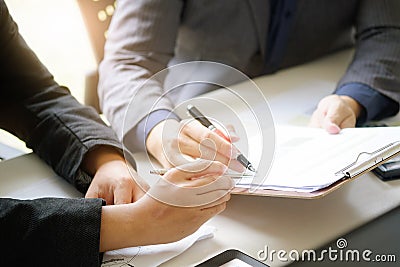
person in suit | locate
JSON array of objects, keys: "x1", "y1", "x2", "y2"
[
  {"x1": 99, "y1": 0, "x2": 400, "y2": 170},
  {"x1": 0, "y1": 1, "x2": 232, "y2": 266}
]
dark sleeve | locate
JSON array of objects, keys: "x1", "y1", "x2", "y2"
[
  {"x1": 0, "y1": 197, "x2": 104, "y2": 267},
  {"x1": 336, "y1": 82, "x2": 399, "y2": 124},
  {"x1": 0, "y1": 1, "x2": 128, "y2": 193},
  {"x1": 336, "y1": 0, "x2": 400, "y2": 121}
]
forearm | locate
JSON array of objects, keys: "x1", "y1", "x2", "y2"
[
  {"x1": 100, "y1": 203, "x2": 138, "y2": 252},
  {"x1": 100, "y1": 200, "x2": 182, "y2": 252},
  {"x1": 99, "y1": 202, "x2": 182, "y2": 252}
]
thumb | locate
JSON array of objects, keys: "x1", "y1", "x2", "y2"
[{"x1": 322, "y1": 111, "x2": 341, "y2": 134}]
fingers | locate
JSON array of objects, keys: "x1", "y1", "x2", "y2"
[
  {"x1": 149, "y1": 160, "x2": 234, "y2": 207},
  {"x1": 85, "y1": 187, "x2": 114, "y2": 205},
  {"x1": 85, "y1": 160, "x2": 150, "y2": 205},
  {"x1": 112, "y1": 171, "x2": 150, "y2": 204},
  {"x1": 113, "y1": 185, "x2": 134, "y2": 205},
  {"x1": 147, "y1": 118, "x2": 245, "y2": 172},
  {"x1": 321, "y1": 104, "x2": 343, "y2": 134},
  {"x1": 85, "y1": 187, "x2": 99, "y2": 200},
  {"x1": 193, "y1": 174, "x2": 235, "y2": 192},
  {"x1": 195, "y1": 176, "x2": 234, "y2": 205},
  {"x1": 177, "y1": 136, "x2": 245, "y2": 172},
  {"x1": 165, "y1": 159, "x2": 228, "y2": 182},
  {"x1": 86, "y1": 184, "x2": 130, "y2": 205},
  {"x1": 322, "y1": 120, "x2": 341, "y2": 134},
  {"x1": 178, "y1": 120, "x2": 245, "y2": 172},
  {"x1": 310, "y1": 95, "x2": 358, "y2": 134},
  {"x1": 180, "y1": 120, "x2": 236, "y2": 160}
]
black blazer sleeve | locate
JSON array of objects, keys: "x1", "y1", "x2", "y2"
[
  {"x1": 0, "y1": 1, "x2": 126, "y2": 266},
  {"x1": 0, "y1": 1, "x2": 125, "y2": 193},
  {"x1": 0, "y1": 197, "x2": 105, "y2": 267}
]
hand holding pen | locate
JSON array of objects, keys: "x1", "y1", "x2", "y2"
[
  {"x1": 187, "y1": 105, "x2": 256, "y2": 172},
  {"x1": 145, "y1": 105, "x2": 254, "y2": 172}
]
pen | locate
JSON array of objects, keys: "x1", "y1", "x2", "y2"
[
  {"x1": 150, "y1": 168, "x2": 254, "y2": 178},
  {"x1": 187, "y1": 104, "x2": 256, "y2": 172}
]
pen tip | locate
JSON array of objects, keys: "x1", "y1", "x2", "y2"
[
  {"x1": 248, "y1": 165, "x2": 256, "y2": 172},
  {"x1": 187, "y1": 104, "x2": 193, "y2": 110}
]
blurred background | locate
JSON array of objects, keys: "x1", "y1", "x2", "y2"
[
  {"x1": 2, "y1": 0, "x2": 97, "y2": 154},
  {"x1": 6, "y1": 0, "x2": 96, "y2": 102}
]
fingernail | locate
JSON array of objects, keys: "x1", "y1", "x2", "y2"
[{"x1": 327, "y1": 123, "x2": 341, "y2": 134}]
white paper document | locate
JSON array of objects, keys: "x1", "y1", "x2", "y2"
[
  {"x1": 101, "y1": 225, "x2": 215, "y2": 267},
  {"x1": 235, "y1": 126, "x2": 400, "y2": 192}
]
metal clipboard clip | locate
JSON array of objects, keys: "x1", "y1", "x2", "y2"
[{"x1": 335, "y1": 141, "x2": 400, "y2": 178}]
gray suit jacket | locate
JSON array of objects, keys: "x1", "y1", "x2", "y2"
[{"x1": 99, "y1": 0, "x2": 400, "y2": 150}]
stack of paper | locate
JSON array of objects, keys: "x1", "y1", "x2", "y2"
[{"x1": 235, "y1": 126, "x2": 400, "y2": 193}]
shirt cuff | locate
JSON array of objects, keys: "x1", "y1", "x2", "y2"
[
  {"x1": 335, "y1": 83, "x2": 399, "y2": 125},
  {"x1": 124, "y1": 109, "x2": 180, "y2": 152}
]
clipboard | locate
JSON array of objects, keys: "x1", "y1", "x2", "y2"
[{"x1": 231, "y1": 126, "x2": 400, "y2": 199}]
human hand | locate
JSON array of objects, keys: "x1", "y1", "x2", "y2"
[
  {"x1": 309, "y1": 95, "x2": 363, "y2": 134},
  {"x1": 82, "y1": 146, "x2": 149, "y2": 205},
  {"x1": 99, "y1": 160, "x2": 233, "y2": 251},
  {"x1": 86, "y1": 159, "x2": 149, "y2": 205},
  {"x1": 146, "y1": 119, "x2": 245, "y2": 172}
]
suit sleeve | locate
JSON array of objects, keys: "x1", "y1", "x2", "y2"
[
  {"x1": 0, "y1": 1, "x2": 124, "y2": 193},
  {"x1": 337, "y1": 0, "x2": 400, "y2": 120},
  {"x1": 0, "y1": 197, "x2": 104, "y2": 267},
  {"x1": 98, "y1": 0, "x2": 183, "y2": 151}
]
